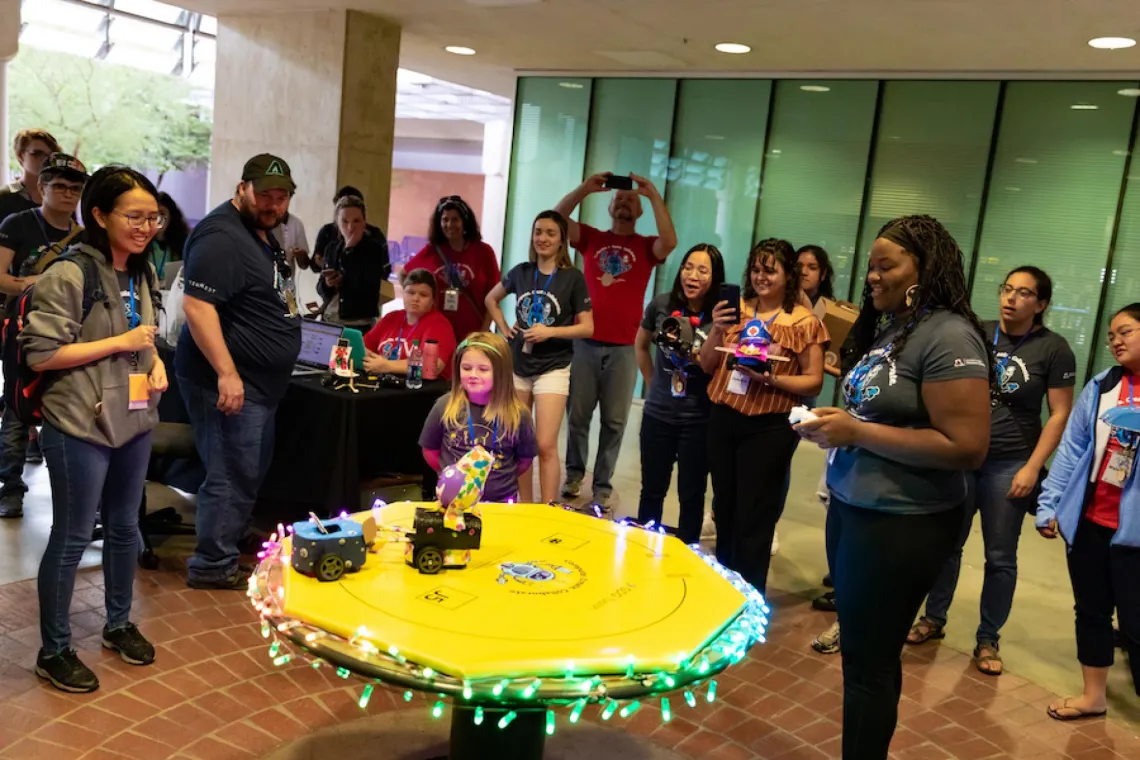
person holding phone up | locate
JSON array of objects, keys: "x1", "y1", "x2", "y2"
[
  {"x1": 698, "y1": 238, "x2": 826, "y2": 595},
  {"x1": 553, "y1": 172, "x2": 678, "y2": 509}
]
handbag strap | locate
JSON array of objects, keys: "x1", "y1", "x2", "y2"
[{"x1": 433, "y1": 244, "x2": 483, "y2": 315}]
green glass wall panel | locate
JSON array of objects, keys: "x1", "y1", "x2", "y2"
[
  {"x1": 855, "y1": 81, "x2": 1000, "y2": 299},
  {"x1": 660, "y1": 79, "x2": 772, "y2": 298},
  {"x1": 971, "y1": 82, "x2": 1135, "y2": 388},
  {"x1": 502, "y1": 77, "x2": 592, "y2": 276},
  {"x1": 755, "y1": 81, "x2": 878, "y2": 300}
]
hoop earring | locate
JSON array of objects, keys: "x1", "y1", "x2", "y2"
[{"x1": 905, "y1": 284, "x2": 921, "y2": 309}]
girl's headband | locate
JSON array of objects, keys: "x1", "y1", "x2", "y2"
[{"x1": 457, "y1": 338, "x2": 501, "y2": 356}]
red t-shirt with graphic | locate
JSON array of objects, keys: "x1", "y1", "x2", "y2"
[
  {"x1": 364, "y1": 309, "x2": 457, "y2": 379},
  {"x1": 404, "y1": 241, "x2": 501, "y2": 343},
  {"x1": 573, "y1": 224, "x2": 659, "y2": 345},
  {"x1": 1088, "y1": 374, "x2": 1137, "y2": 530}
]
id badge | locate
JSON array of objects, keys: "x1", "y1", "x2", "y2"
[
  {"x1": 1102, "y1": 450, "x2": 1135, "y2": 487},
  {"x1": 443, "y1": 288, "x2": 460, "y2": 312},
  {"x1": 727, "y1": 369, "x2": 750, "y2": 395},
  {"x1": 670, "y1": 369, "x2": 688, "y2": 398},
  {"x1": 128, "y1": 373, "x2": 150, "y2": 411}
]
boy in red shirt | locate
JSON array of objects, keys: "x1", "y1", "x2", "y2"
[{"x1": 554, "y1": 172, "x2": 678, "y2": 507}]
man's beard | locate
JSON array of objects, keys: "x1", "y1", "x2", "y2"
[{"x1": 239, "y1": 194, "x2": 281, "y2": 231}]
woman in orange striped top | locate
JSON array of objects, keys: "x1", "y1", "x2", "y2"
[{"x1": 698, "y1": 238, "x2": 828, "y2": 595}]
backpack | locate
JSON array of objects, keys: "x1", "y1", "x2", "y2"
[{"x1": 3, "y1": 250, "x2": 160, "y2": 425}]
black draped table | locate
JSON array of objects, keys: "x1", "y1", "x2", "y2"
[{"x1": 254, "y1": 375, "x2": 448, "y2": 525}]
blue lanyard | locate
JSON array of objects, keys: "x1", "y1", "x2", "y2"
[
  {"x1": 467, "y1": 411, "x2": 498, "y2": 451},
  {"x1": 388, "y1": 319, "x2": 421, "y2": 360},
  {"x1": 993, "y1": 325, "x2": 1032, "y2": 383},
  {"x1": 529, "y1": 266, "x2": 556, "y2": 327},
  {"x1": 150, "y1": 243, "x2": 168, "y2": 281},
  {"x1": 126, "y1": 276, "x2": 139, "y2": 329}
]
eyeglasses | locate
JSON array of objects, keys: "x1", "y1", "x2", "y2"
[
  {"x1": 113, "y1": 211, "x2": 167, "y2": 230},
  {"x1": 1107, "y1": 327, "x2": 1137, "y2": 347},
  {"x1": 999, "y1": 284, "x2": 1038, "y2": 300},
  {"x1": 682, "y1": 263, "x2": 712, "y2": 279},
  {"x1": 45, "y1": 182, "x2": 83, "y2": 197}
]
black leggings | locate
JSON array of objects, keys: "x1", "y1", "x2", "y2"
[
  {"x1": 1067, "y1": 518, "x2": 1140, "y2": 695},
  {"x1": 826, "y1": 497, "x2": 965, "y2": 760},
  {"x1": 707, "y1": 405, "x2": 798, "y2": 596}
]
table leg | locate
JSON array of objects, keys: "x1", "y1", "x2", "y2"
[{"x1": 443, "y1": 707, "x2": 546, "y2": 760}]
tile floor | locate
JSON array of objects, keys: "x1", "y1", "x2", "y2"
[{"x1": 0, "y1": 401, "x2": 1138, "y2": 758}]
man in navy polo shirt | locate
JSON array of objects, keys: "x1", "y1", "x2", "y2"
[{"x1": 177, "y1": 154, "x2": 302, "y2": 590}]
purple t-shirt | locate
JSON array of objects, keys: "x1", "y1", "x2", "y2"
[{"x1": 419, "y1": 395, "x2": 538, "y2": 503}]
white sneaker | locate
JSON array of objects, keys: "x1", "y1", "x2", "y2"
[
  {"x1": 700, "y1": 512, "x2": 716, "y2": 540},
  {"x1": 771, "y1": 529, "x2": 780, "y2": 556}
]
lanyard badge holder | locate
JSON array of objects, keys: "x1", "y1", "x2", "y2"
[
  {"x1": 1101, "y1": 375, "x2": 1140, "y2": 487},
  {"x1": 125, "y1": 277, "x2": 150, "y2": 411},
  {"x1": 522, "y1": 268, "x2": 556, "y2": 355},
  {"x1": 436, "y1": 246, "x2": 462, "y2": 312}
]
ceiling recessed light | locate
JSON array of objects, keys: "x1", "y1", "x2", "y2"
[
  {"x1": 445, "y1": 46, "x2": 476, "y2": 55},
  {"x1": 559, "y1": 82, "x2": 584, "y2": 89},
  {"x1": 800, "y1": 85, "x2": 830, "y2": 93},
  {"x1": 1089, "y1": 37, "x2": 1137, "y2": 50},
  {"x1": 1118, "y1": 88, "x2": 1140, "y2": 97},
  {"x1": 715, "y1": 42, "x2": 751, "y2": 54},
  {"x1": 1071, "y1": 103, "x2": 1100, "y2": 110}
]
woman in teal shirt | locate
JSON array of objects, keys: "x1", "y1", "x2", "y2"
[{"x1": 148, "y1": 191, "x2": 188, "y2": 282}]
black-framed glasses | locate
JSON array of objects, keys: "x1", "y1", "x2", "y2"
[
  {"x1": 113, "y1": 211, "x2": 167, "y2": 230},
  {"x1": 999, "y1": 284, "x2": 1037, "y2": 300},
  {"x1": 45, "y1": 182, "x2": 83, "y2": 197}
]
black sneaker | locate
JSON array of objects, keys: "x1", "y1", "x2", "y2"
[
  {"x1": 822, "y1": 574, "x2": 833, "y2": 588},
  {"x1": 187, "y1": 567, "x2": 252, "y2": 591},
  {"x1": 25, "y1": 431, "x2": 43, "y2": 464},
  {"x1": 36, "y1": 649, "x2": 100, "y2": 693},
  {"x1": 813, "y1": 590, "x2": 837, "y2": 612},
  {"x1": 102, "y1": 623, "x2": 155, "y2": 665},
  {"x1": 0, "y1": 493, "x2": 22, "y2": 519}
]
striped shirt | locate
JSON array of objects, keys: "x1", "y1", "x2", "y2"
[{"x1": 707, "y1": 303, "x2": 829, "y2": 416}]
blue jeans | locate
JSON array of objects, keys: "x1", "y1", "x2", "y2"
[
  {"x1": 924, "y1": 456, "x2": 1028, "y2": 643},
  {"x1": 565, "y1": 342, "x2": 638, "y2": 496},
  {"x1": 637, "y1": 413, "x2": 709, "y2": 543},
  {"x1": 181, "y1": 379, "x2": 276, "y2": 583},
  {"x1": 0, "y1": 404, "x2": 31, "y2": 496},
  {"x1": 38, "y1": 423, "x2": 151, "y2": 654}
]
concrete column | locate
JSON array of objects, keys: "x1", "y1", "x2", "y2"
[
  {"x1": 209, "y1": 9, "x2": 400, "y2": 235},
  {"x1": 0, "y1": 0, "x2": 20, "y2": 178},
  {"x1": 480, "y1": 119, "x2": 512, "y2": 264}
]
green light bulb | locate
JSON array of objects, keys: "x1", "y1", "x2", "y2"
[
  {"x1": 336, "y1": 667, "x2": 351, "y2": 679},
  {"x1": 358, "y1": 684, "x2": 373, "y2": 709},
  {"x1": 311, "y1": 660, "x2": 322, "y2": 669},
  {"x1": 545, "y1": 709, "x2": 556, "y2": 736},
  {"x1": 684, "y1": 690, "x2": 696, "y2": 708},
  {"x1": 601, "y1": 699, "x2": 619, "y2": 721},
  {"x1": 619, "y1": 701, "x2": 641, "y2": 719},
  {"x1": 403, "y1": 690, "x2": 414, "y2": 702},
  {"x1": 569, "y1": 698, "x2": 586, "y2": 724},
  {"x1": 474, "y1": 706, "x2": 484, "y2": 725},
  {"x1": 522, "y1": 678, "x2": 542, "y2": 698},
  {"x1": 492, "y1": 679, "x2": 509, "y2": 696},
  {"x1": 272, "y1": 654, "x2": 291, "y2": 667},
  {"x1": 707, "y1": 680, "x2": 717, "y2": 702},
  {"x1": 498, "y1": 711, "x2": 517, "y2": 729},
  {"x1": 699, "y1": 656, "x2": 710, "y2": 674},
  {"x1": 432, "y1": 701, "x2": 445, "y2": 719},
  {"x1": 269, "y1": 641, "x2": 281, "y2": 657},
  {"x1": 462, "y1": 681, "x2": 473, "y2": 700},
  {"x1": 662, "y1": 673, "x2": 676, "y2": 688},
  {"x1": 423, "y1": 667, "x2": 434, "y2": 679},
  {"x1": 260, "y1": 622, "x2": 270, "y2": 639},
  {"x1": 661, "y1": 697, "x2": 672, "y2": 723}
]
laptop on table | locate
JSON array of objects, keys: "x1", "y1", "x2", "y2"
[{"x1": 292, "y1": 319, "x2": 344, "y2": 377}]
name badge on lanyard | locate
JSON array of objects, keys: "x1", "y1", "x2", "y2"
[
  {"x1": 125, "y1": 276, "x2": 150, "y2": 411},
  {"x1": 1101, "y1": 374, "x2": 1139, "y2": 487},
  {"x1": 443, "y1": 288, "x2": 460, "y2": 312}
]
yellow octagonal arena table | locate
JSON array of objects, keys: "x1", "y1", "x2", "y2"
[{"x1": 250, "y1": 502, "x2": 769, "y2": 760}]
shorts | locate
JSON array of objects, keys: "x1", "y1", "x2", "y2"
[{"x1": 513, "y1": 366, "x2": 571, "y2": 396}]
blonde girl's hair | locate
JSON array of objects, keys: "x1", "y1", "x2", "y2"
[
  {"x1": 442, "y1": 331, "x2": 523, "y2": 438},
  {"x1": 527, "y1": 210, "x2": 573, "y2": 270}
]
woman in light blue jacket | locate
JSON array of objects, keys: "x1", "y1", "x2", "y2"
[{"x1": 1036, "y1": 303, "x2": 1140, "y2": 721}]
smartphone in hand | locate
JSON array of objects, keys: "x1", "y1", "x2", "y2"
[
  {"x1": 718, "y1": 283, "x2": 742, "y2": 323},
  {"x1": 604, "y1": 174, "x2": 634, "y2": 191}
]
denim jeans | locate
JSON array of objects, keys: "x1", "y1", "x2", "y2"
[
  {"x1": 924, "y1": 456, "x2": 1027, "y2": 643},
  {"x1": 565, "y1": 341, "x2": 638, "y2": 496},
  {"x1": 827, "y1": 498, "x2": 965, "y2": 760},
  {"x1": 38, "y1": 423, "x2": 151, "y2": 654},
  {"x1": 181, "y1": 379, "x2": 276, "y2": 583},
  {"x1": 637, "y1": 412, "x2": 709, "y2": 544},
  {"x1": 0, "y1": 401, "x2": 31, "y2": 496}
]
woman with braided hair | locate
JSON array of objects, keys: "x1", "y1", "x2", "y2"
[{"x1": 795, "y1": 215, "x2": 992, "y2": 759}]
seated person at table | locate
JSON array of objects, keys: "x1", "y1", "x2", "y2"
[
  {"x1": 318, "y1": 194, "x2": 390, "y2": 329},
  {"x1": 420, "y1": 332, "x2": 537, "y2": 503},
  {"x1": 363, "y1": 268, "x2": 455, "y2": 379}
]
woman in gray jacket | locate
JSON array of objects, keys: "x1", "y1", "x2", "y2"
[{"x1": 21, "y1": 165, "x2": 167, "y2": 693}]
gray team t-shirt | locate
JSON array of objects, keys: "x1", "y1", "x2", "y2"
[{"x1": 827, "y1": 310, "x2": 990, "y2": 514}]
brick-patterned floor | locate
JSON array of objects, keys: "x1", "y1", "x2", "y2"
[{"x1": 0, "y1": 559, "x2": 1138, "y2": 760}]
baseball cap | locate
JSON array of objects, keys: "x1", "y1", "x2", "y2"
[
  {"x1": 242, "y1": 153, "x2": 296, "y2": 193},
  {"x1": 39, "y1": 153, "x2": 89, "y2": 183}
]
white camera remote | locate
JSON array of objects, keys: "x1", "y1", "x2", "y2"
[{"x1": 788, "y1": 405, "x2": 818, "y2": 425}]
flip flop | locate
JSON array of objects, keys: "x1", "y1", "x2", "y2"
[{"x1": 1047, "y1": 698, "x2": 1107, "y2": 722}]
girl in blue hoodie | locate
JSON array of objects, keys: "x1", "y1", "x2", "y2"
[{"x1": 1036, "y1": 303, "x2": 1140, "y2": 721}]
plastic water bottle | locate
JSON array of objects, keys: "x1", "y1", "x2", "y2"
[{"x1": 406, "y1": 340, "x2": 423, "y2": 389}]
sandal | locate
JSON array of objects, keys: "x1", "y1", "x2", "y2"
[
  {"x1": 973, "y1": 640, "x2": 1002, "y2": 676},
  {"x1": 1047, "y1": 698, "x2": 1107, "y2": 722},
  {"x1": 906, "y1": 616, "x2": 946, "y2": 645}
]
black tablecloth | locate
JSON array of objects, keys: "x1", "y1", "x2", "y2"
[{"x1": 254, "y1": 376, "x2": 448, "y2": 523}]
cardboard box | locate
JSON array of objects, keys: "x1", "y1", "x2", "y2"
[
  {"x1": 815, "y1": 297, "x2": 859, "y2": 365},
  {"x1": 379, "y1": 278, "x2": 396, "y2": 305}
]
